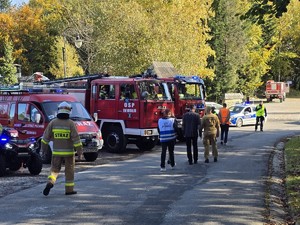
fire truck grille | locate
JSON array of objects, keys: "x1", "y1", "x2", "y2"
[{"x1": 80, "y1": 133, "x2": 94, "y2": 140}]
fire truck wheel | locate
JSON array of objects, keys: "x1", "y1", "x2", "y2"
[
  {"x1": 27, "y1": 154, "x2": 43, "y2": 175},
  {"x1": 104, "y1": 126, "x2": 127, "y2": 153},
  {"x1": 83, "y1": 152, "x2": 98, "y2": 162},
  {"x1": 136, "y1": 138, "x2": 158, "y2": 151},
  {"x1": 0, "y1": 155, "x2": 6, "y2": 177},
  {"x1": 8, "y1": 158, "x2": 22, "y2": 171},
  {"x1": 236, "y1": 118, "x2": 243, "y2": 128}
]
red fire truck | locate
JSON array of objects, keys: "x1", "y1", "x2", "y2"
[
  {"x1": 265, "y1": 80, "x2": 289, "y2": 103},
  {"x1": 0, "y1": 88, "x2": 103, "y2": 163},
  {"x1": 144, "y1": 62, "x2": 206, "y2": 140},
  {"x1": 158, "y1": 75, "x2": 206, "y2": 140},
  {"x1": 42, "y1": 74, "x2": 174, "y2": 153}
]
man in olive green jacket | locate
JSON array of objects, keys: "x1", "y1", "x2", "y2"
[{"x1": 201, "y1": 106, "x2": 220, "y2": 163}]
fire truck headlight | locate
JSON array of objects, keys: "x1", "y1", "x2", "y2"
[
  {"x1": 5, "y1": 143, "x2": 13, "y2": 150},
  {"x1": 28, "y1": 143, "x2": 35, "y2": 151},
  {"x1": 144, "y1": 130, "x2": 153, "y2": 136}
]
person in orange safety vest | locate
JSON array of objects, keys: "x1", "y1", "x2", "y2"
[{"x1": 218, "y1": 103, "x2": 230, "y2": 146}]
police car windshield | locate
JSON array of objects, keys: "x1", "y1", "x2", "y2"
[
  {"x1": 229, "y1": 106, "x2": 243, "y2": 113},
  {"x1": 42, "y1": 102, "x2": 92, "y2": 121}
]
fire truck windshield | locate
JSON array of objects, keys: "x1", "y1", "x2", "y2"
[
  {"x1": 138, "y1": 81, "x2": 171, "y2": 100},
  {"x1": 42, "y1": 102, "x2": 92, "y2": 121},
  {"x1": 178, "y1": 83, "x2": 204, "y2": 100}
]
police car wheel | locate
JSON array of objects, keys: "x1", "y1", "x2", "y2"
[{"x1": 236, "y1": 118, "x2": 243, "y2": 128}]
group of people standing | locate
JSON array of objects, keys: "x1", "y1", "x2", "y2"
[{"x1": 158, "y1": 100, "x2": 267, "y2": 171}]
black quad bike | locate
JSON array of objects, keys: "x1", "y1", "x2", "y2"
[{"x1": 0, "y1": 128, "x2": 43, "y2": 177}]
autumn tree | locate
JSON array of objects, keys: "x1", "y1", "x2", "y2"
[
  {"x1": 58, "y1": 0, "x2": 214, "y2": 77},
  {"x1": 268, "y1": 0, "x2": 300, "y2": 88},
  {"x1": 0, "y1": 37, "x2": 17, "y2": 85}
]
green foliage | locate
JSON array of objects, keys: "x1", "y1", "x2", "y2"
[
  {"x1": 285, "y1": 137, "x2": 300, "y2": 222},
  {"x1": 209, "y1": 0, "x2": 252, "y2": 100},
  {"x1": 60, "y1": 0, "x2": 214, "y2": 77},
  {"x1": 0, "y1": 37, "x2": 17, "y2": 85},
  {"x1": 243, "y1": 0, "x2": 291, "y2": 24},
  {"x1": 49, "y1": 37, "x2": 83, "y2": 78},
  {"x1": 0, "y1": 0, "x2": 11, "y2": 12}
]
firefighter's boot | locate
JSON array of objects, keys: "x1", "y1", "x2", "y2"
[{"x1": 43, "y1": 182, "x2": 54, "y2": 196}]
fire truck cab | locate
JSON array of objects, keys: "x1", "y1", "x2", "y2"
[
  {"x1": 159, "y1": 75, "x2": 206, "y2": 140},
  {"x1": 50, "y1": 74, "x2": 174, "y2": 153},
  {"x1": 0, "y1": 88, "x2": 103, "y2": 163}
]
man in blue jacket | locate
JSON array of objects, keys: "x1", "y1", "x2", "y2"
[{"x1": 158, "y1": 108, "x2": 177, "y2": 172}]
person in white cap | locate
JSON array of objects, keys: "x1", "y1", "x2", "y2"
[{"x1": 42, "y1": 101, "x2": 83, "y2": 196}]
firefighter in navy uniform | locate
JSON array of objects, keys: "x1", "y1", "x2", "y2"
[{"x1": 42, "y1": 101, "x2": 83, "y2": 196}]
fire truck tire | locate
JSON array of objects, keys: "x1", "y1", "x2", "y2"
[
  {"x1": 236, "y1": 118, "x2": 243, "y2": 128},
  {"x1": 83, "y1": 152, "x2": 98, "y2": 162},
  {"x1": 27, "y1": 154, "x2": 43, "y2": 175},
  {"x1": 0, "y1": 155, "x2": 6, "y2": 177},
  {"x1": 136, "y1": 138, "x2": 158, "y2": 151},
  {"x1": 280, "y1": 98, "x2": 283, "y2": 103},
  {"x1": 104, "y1": 126, "x2": 127, "y2": 153},
  {"x1": 8, "y1": 158, "x2": 22, "y2": 171}
]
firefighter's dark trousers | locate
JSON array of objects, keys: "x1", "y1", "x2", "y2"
[
  {"x1": 203, "y1": 134, "x2": 218, "y2": 159},
  {"x1": 48, "y1": 155, "x2": 75, "y2": 193}
]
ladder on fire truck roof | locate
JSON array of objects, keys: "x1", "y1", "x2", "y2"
[{"x1": 40, "y1": 73, "x2": 109, "y2": 85}]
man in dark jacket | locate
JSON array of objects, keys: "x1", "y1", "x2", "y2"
[{"x1": 182, "y1": 105, "x2": 201, "y2": 164}]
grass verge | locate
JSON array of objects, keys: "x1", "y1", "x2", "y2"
[{"x1": 285, "y1": 136, "x2": 300, "y2": 223}]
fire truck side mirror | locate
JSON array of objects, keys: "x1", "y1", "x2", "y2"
[
  {"x1": 35, "y1": 113, "x2": 41, "y2": 124},
  {"x1": 93, "y1": 112, "x2": 98, "y2": 122}
]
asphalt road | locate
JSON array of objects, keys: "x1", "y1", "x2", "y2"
[{"x1": 0, "y1": 98, "x2": 299, "y2": 225}]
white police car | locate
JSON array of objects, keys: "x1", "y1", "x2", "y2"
[{"x1": 229, "y1": 103, "x2": 256, "y2": 127}]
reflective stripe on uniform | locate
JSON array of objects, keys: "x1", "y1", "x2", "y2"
[
  {"x1": 48, "y1": 175, "x2": 57, "y2": 182},
  {"x1": 74, "y1": 141, "x2": 82, "y2": 148},
  {"x1": 65, "y1": 182, "x2": 75, "y2": 187},
  {"x1": 41, "y1": 139, "x2": 49, "y2": 144},
  {"x1": 53, "y1": 128, "x2": 71, "y2": 139},
  {"x1": 52, "y1": 151, "x2": 75, "y2": 156}
]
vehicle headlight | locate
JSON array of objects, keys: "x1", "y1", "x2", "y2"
[
  {"x1": 28, "y1": 143, "x2": 35, "y2": 150},
  {"x1": 5, "y1": 143, "x2": 13, "y2": 150}
]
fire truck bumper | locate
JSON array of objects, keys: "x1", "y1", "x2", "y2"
[{"x1": 81, "y1": 139, "x2": 102, "y2": 153}]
